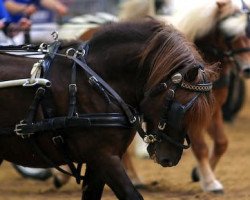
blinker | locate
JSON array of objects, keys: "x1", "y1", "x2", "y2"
[
  {"x1": 166, "y1": 101, "x2": 187, "y2": 131},
  {"x1": 164, "y1": 94, "x2": 199, "y2": 131}
]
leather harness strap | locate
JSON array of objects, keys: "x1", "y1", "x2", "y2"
[
  {"x1": 0, "y1": 41, "x2": 138, "y2": 184},
  {"x1": 67, "y1": 52, "x2": 137, "y2": 124}
]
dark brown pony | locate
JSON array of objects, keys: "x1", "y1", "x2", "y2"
[{"x1": 0, "y1": 19, "x2": 216, "y2": 199}]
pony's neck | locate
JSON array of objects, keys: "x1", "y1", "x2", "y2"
[{"x1": 87, "y1": 41, "x2": 148, "y2": 107}]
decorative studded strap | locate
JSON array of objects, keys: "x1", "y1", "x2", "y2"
[{"x1": 180, "y1": 81, "x2": 213, "y2": 92}]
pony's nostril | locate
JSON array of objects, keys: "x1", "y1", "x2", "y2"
[
  {"x1": 160, "y1": 159, "x2": 173, "y2": 167},
  {"x1": 243, "y1": 68, "x2": 250, "y2": 78}
]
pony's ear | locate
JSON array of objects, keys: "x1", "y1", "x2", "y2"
[
  {"x1": 184, "y1": 67, "x2": 199, "y2": 82},
  {"x1": 216, "y1": 0, "x2": 229, "y2": 9}
]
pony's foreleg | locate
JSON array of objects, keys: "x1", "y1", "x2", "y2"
[
  {"x1": 52, "y1": 165, "x2": 71, "y2": 188},
  {"x1": 84, "y1": 155, "x2": 143, "y2": 200},
  {"x1": 207, "y1": 109, "x2": 228, "y2": 170},
  {"x1": 82, "y1": 164, "x2": 105, "y2": 200},
  {"x1": 190, "y1": 133, "x2": 223, "y2": 193},
  {"x1": 122, "y1": 151, "x2": 144, "y2": 188}
]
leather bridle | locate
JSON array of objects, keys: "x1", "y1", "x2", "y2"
[{"x1": 136, "y1": 65, "x2": 212, "y2": 150}]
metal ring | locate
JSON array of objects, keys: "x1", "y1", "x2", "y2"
[
  {"x1": 158, "y1": 122, "x2": 166, "y2": 131},
  {"x1": 51, "y1": 31, "x2": 59, "y2": 41},
  {"x1": 73, "y1": 49, "x2": 86, "y2": 58},
  {"x1": 66, "y1": 48, "x2": 77, "y2": 57},
  {"x1": 168, "y1": 89, "x2": 175, "y2": 99}
]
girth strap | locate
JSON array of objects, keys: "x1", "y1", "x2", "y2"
[{"x1": 14, "y1": 113, "x2": 131, "y2": 137}]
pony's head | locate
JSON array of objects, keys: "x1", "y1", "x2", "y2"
[
  {"x1": 218, "y1": 0, "x2": 250, "y2": 77},
  {"x1": 171, "y1": 0, "x2": 249, "y2": 40},
  {"x1": 138, "y1": 22, "x2": 218, "y2": 167},
  {"x1": 171, "y1": 0, "x2": 250, "y2": 78},
  {"x1": 229, "y1": 36, "x2": 250, "y2": 77}
]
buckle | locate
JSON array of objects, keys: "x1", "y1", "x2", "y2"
[
  {"x1": 14, "y1": 120, "x2": 34, "y2": 139},
  {"x1": 69, "y1": 84, "x2": 77, "y2": 93},
  {"x1": 52, "y1": 135, "x2": 64, "y2": 144},
  {"x1": 129, "y1": 116, "x2": 137, "y2": 124},
  {"x1": 143, "y1": 134, "x2": 157, "y2": 144},
  {"x1": 88, "y1": 76, "x2": 98, "y2": 85}
]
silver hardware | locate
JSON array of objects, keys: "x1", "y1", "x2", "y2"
[
  {"x1": 74, "y1": 49, "x2": 85, "y2": 57},
  {"x1": 163, "y1": 83, "x2": 168, "y2": 89},
  {"x1": 171, "y1": 73, "x2": 183, "y2": 84},
  {"x1": 158, "y1": 122, "x2": 166, "y2": 130},
  {"x1": 88, "y1": 76, "x2": 98, "y2": 85},
  {"x1": 69, "y1": 84, "x2": 77, "y2": 92},
  {"x1": 130, "y1": 116, "x2": 137, "y2": 124},
  {"x1": 52, "y1": 135, "x2": 64, "y2": 144},
  {"x1": 14, "y1": 120, "x2": 34, "y2": 138},
  {"x1": 143, "y1": 134, "x2": 157, "y2": 144},
  {"x1": 38, "y1": 43, "x2": 48, "y2": 52},
  {"x1": 51, "y1": 31, "x2": 59, "y2": 41},
  {"x1": 168, "y1": 89, "x2": 175, "y2": 99},
  {"x1": 66, "y1": 48, "x2": 85, "y2": 58},
  {"x1": 66, "y1": 48, "x2": 76, "y2": 57}
]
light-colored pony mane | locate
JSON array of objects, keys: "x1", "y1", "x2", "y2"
[
  {"x1": 170, "y1": 0, "x2": 219, "y2": 41},
  {"x1": 170, "y1": 0, "x2": 245, "y2": 41},
  {"x1": 119, "y1": 0, "x2": 247, "y2": 41}
]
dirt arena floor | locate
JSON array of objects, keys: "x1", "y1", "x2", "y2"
[{"x1": 0, "y1": 82, "x2": 250, "y2": 200}]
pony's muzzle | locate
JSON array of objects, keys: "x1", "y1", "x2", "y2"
[{"x1": 158, "y1": 158, "x2": 174, "y2": 167}]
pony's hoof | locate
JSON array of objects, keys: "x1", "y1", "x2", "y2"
[
  {"x1": 202, "y1": 179, "x2": 224, "y2": 194},
  {"x1": 191, "y1": 167, "x2": 200, "y2": 182},
  {"x1": 134, "y1": 183, "x2": 148, "y2": 190},
  {"x1": 53, "y1": 177, "x2": 63, "y2": 189},
  {"x1": 211, "y1": 189, "x2": 224, "y2": 194}
]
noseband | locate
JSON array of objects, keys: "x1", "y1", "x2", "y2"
[{"x1": 136, "y1": 65, "x2": 212, "y2": 150}]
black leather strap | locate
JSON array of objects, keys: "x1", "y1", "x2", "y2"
[
  {"x1": 68, "y1": 54, "x2": 137, "y2": 124},
  {"x1": 16, "y1": 113, "x2": 132, "y2": 135}
]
